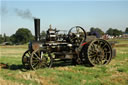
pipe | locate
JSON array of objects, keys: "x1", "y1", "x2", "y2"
[{"x1": 34, "y1": 18, "x2": 40, "y2": 41}]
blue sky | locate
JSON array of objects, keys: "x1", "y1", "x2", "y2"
[{"x1": 1, "y1": 0, "x2": 128, "y2": 36}]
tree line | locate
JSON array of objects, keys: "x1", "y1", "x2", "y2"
[
  {"x1": 89, "y1": 27, "x2": 128, "y2": 37},
  {"x1": 0, "y1": 28, "x2": 34, "y2": 45},
  {"x1": 0, "y1": 27, "x2": 128, "y2": 45}
]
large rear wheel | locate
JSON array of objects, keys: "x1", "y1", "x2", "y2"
[{"x1": 81, "y1": 39, "x2": 112, "y2": 66}]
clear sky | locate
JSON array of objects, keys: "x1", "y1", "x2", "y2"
[{"x1": 1, "y1": 0, "x2": 128, "y2": 36}]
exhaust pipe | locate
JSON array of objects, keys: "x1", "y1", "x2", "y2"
[{"x1": 34, "y1": 18, "x2": 40, "y2": 41}]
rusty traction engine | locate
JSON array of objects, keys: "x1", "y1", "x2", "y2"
[{"x1": 22, "y1": 19, "x2": 115, "y2": 70}]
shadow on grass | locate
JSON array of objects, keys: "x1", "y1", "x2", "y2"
[
  {"x1": 8, "y1": 64, "x2": 25, "y2": 71},
  {"x1": 52, "y1": 59, "x2": 92, "y2": 67},
  {"x1": 0, "y1": 60, "x2": 91, "y2": 71},
  {"x1": 52, "y1": 60, "x2": 74, "y2": 67},
  {"x1": 0, "y1": 63, "x2": 28, "y2": 72},
  {"x1": 0, "y1": 60, "x2": 74, "y2": 71}
]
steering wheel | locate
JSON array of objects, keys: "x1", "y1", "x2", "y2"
[{"x1": 68, "y1": 26, "x2": 86, "y2": 44}]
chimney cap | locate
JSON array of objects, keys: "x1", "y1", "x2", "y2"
[{"x1": 34, "y1": 18, "x2": 40, "y2": 20}]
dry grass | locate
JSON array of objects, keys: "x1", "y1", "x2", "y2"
[
  {"x1": 0, "y1": 78, "x2": 22, "y2": 85},
  {"x1": 16, "y1": 71, "x2": 57, "y2": 85}
]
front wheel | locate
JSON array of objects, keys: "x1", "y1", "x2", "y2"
[{"x1": 30, "y1": 49, "x2": 53, "y2": 70}]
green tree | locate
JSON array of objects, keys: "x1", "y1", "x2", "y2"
[
  {"x1": 125, "y1": 27, "x2": 128, "y2": 33},
  {"x1": 3, "y1": 33, "x2": 7, "y2": 42},
  {"x1": 11, "y1": 28, "x2": 34, "y2": 44},
  {"x1": 106, "y1": 28, "x2": 123, "y2": 36},
  {"x1": 90, "y1": 27, "x2": 95, "y2": 32},
  {"x1": 3, "y1": 33, "x2": 10, "y2": 42},
  {"x1": 0, "y1": 34, "x2": 4, "y2": 44},
  {"x1": 106, "y1": 28, "x2": 113, "y2": 35},
  {"x1": 90, "y1": 27, "x2": 104, "y2": 37},
  {"x1": 95, "y1": 28, "x2": 104, "y2": 36},
  {"x1": 10, "y1": 34, "x2": 16, "y2": 44},
  {"x1": 113, "y1": 29, "x2": 123, "y2": 36}
]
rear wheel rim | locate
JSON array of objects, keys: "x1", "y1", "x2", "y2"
[{"x1": 87, "y1": 39, "x2": 112, "y2": 66}]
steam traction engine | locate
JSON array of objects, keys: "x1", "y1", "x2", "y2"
[{"x1": 22, "y1": 19, "x2": 114, "y2": 70}]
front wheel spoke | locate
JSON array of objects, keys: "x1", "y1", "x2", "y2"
[
  {"x1": 32, "y1": 56, "x2": 39, "y2": 60},
  {"x1": 34, "y1": 62, "x2": 41, "y2": 68},
  {"x1": 42, "y1": 63, "x2": 47, "y2": 67},
  {"x1": 32, "y1": 62, "x2": 39, "y2": 67},
  {"x1": 38, "y1": 62, "x2": 43, "y2": 68},
  {"x1": 34, "y1": 53, "x2": 41, "y2": 60},
  {"x1": 32, "y1": 60, "x2": 39, "y2": 63}
]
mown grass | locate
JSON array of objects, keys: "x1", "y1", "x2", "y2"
[{"x1": 0, "y1": 39, "x2": 128, "y2": 85}]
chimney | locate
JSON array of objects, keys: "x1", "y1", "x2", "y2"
[{"x1": 34, "y1": 18, "x2": 40, "y2": 41}]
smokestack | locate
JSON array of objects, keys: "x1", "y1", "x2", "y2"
[{"x1": 34, "y1": 18, "x2": 40, "y2": 41}]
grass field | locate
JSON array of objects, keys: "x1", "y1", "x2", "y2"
[{"x1": 0, "y1": 39, "x2": 128, "y2": 85}]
